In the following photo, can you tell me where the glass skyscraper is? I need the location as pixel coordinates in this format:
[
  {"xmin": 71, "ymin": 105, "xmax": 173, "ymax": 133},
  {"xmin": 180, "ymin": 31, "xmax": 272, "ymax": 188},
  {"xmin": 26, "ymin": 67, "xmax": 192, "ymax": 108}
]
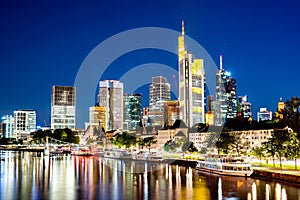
[
  {"xmin": 149, "ymin": 76, "xmax": 170, "ymax": 126},
  {"xmin": 178, "ymin": 21, "xmax": 205, "ymax": 127},
  {"xmin": 51, "ymin": 86, "xmax": 76, "ymax": 129},
  {"xmin": 14, "ymin": 109, "xmax": 36, "ymax": 140},
  {"xmin": 215, "ymin": 55, "xmax": 237, "ymax": 125},
  {"xmin": 123, "ymin": 93, "xmax": 142, "ymax": 130},
  {"xmin": 98, "ymin": 80, "xmax": 123, "ymax": 130}
]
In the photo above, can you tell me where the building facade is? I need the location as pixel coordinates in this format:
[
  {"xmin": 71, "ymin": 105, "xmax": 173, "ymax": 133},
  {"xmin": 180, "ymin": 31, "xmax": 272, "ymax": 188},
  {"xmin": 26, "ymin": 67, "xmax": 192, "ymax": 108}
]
[
  {"xmin": 123, "ymin": 93, "xmax": 142, "ymax": 130},
  {"xmin": 51, "ymin": 86, "xmax": 76, "ymax": 130},
  {"xmin": 215, "ymin": 55, "xmax": 237, "ymax": 125},
  {"xmin": 14, "ymin": 110, "xmax": 36, "ymax": 140},
  {"xmin": 98, "ymin": 80, "xmax": 123, "ymax": 130},
  {"xmin": 149, "ymin": 76, "xmax": 170, "ymax": 126},
  {"xmin": 163, "ymin": 100, "xmax": 179, "ymax": 127},
  {"xmin": 238, "ymin": 95, "xmax": 252, "ymax": 119},
  {"xmin": 88, "ymin": 106, "xmax": 106, "ymax": 130},
  {"xmin": 1, "ymin": 115, "xmax": 14, "ymax": 138},
  {"xmin": 178, "ymin": 21, "xmax": 205, "ymax": 127},
  {"xmin": 257, "ymin": 108, "xmax": 272, "ymax": 121}
]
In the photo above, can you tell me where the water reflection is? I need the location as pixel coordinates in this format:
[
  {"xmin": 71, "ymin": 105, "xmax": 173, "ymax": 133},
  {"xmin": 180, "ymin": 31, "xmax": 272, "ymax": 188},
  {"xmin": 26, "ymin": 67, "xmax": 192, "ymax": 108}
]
[{"xmin": 1, "ymin": 151, "xmax": 300, "ymax": 200}]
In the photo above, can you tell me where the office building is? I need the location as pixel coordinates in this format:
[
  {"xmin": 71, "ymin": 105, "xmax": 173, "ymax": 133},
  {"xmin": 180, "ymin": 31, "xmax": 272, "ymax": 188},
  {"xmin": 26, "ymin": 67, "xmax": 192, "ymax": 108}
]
[
  {"xmin": 51, "ymin": 86, "xmax": 76, "ymax": 129},
  {"xmin": 257, "ymin": 108, "xmax": 272, "ymax": 121},
  {"xmin": 88, "ymin": 105, "xmax": 106, "ymax": 130},
  {"xmin": 163, "ymin": 100, "xmax": 179, "ymax": 127},
  {"xmin": 98, "ymin": 80, "xmax": 123, "ymax": 130},
  {"xmin": 215, "ymin": 55, "xmax": 237, "ymax": 125},
  {"xmin": 1, "ymin": 115, "xmax": 14, "ymax": 138},
  {"xmin": 238, "ymin": 95, "xmax": 252, "ymax": 119},
  {"xmin": 149, "ymin": 76, "xmax": 170, "ymax": 126},
  {"xmin": 14, "ymin": 109, "xmax": 36, "ymax": 140},
  {"xmin": 178, "ymin": 21, "xmax": 206, "ymax": 127},
  {"xmin": 123, "ymin": 93, "xmax": 142, "ymax": 130}
]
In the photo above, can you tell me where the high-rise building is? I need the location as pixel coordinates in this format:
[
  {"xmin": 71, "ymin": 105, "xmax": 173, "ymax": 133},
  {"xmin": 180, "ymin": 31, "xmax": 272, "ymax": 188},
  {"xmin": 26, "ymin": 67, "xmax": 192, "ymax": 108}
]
[
  {"xmin": 98, "ymin": 80, "xmax": 123, "ymax": 130},
  {"xmin": 149, "ymin": 76, "xmax": 170, "ymax": 126},
  {"xmin": 215, "ymin": 55, "xmax": 237, "ymax": 125},
  {"xmin": 89, "ymin": 106, "xmax": 106, "ymax": 130},
  {"xmin": 51, "ymin": 86, "xmax": 76, "ymax": 130},
  {"xmin": 123, "ymin": 93, "xmax": 142, "ymax": 130},
  {"xmin": 178, "ymin": 21, "xmax": 205, "ymax": 127},
  {"xmin": 257, "ymin": 108, "xmax": 272, "ymax": 121},
  {"xmin": 275, "ymin": 97, "xmax": 285, "ymax": 120},
  {"xmin": 163, "ymin": 100, "xmax": 179, "ymax": 127},
  {"xmin": 1, "ymin": 115, "xmax": 14, "ymax": 138},
  {"xmin": 14, "ymin": 109, "xmax": 36, "ymax": 140},
  {"xmin": 205, "ymin": 95, "xmax": 215, "ymax": 126},
  {"xmin": 238, "ymin": 95, "xmax": 252, "ymax": 119}
]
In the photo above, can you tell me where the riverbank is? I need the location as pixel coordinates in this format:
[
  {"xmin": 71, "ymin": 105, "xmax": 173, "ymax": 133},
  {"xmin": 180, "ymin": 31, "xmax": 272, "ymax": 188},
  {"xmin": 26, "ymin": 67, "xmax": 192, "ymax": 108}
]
[{"xmin": 252, "ymin": 167, "xmax": 300, "ymax": 184}]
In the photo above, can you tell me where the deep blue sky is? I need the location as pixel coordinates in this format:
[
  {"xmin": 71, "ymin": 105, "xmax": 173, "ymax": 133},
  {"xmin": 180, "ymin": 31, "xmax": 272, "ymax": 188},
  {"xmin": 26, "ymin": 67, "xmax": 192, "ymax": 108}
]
[{"xmin": 0, "ymin": 0, "xmax": 299, "ymax": 128}]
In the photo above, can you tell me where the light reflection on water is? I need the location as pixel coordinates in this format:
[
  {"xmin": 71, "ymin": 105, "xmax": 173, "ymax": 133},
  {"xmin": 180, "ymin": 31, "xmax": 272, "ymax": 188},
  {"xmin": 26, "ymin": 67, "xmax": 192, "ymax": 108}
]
[{"xmin": 1, "ymin": 151, "xmax": 300, "ymax": 200}]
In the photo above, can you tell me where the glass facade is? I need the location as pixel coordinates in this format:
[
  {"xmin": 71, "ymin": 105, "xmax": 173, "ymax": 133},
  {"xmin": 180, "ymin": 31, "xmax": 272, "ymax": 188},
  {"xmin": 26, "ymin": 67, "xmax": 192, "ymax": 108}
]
[
  {"xmin": 98, "ymin": 80, "xmax": 123, "ymax": 130},
  {"xmin": 1, "ymin": 115, "xmax": 14, "ymax": 138},
  {"xmin": 149, "ymin": 76, "xmax": 170, "ymax": 126},
  {"xmin": 123, "ymin": 94, "xmax": 142, "ymax": 130},
  {"xmin": 51, "ymin": 86, "xmax": 76, "ymax": 129}
]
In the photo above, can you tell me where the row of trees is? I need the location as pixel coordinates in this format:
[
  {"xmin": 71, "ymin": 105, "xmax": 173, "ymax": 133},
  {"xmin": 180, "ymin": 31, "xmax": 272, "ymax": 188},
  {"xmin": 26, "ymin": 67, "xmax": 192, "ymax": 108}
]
[
  {"xmin": 163, "ymin": 138, "xmax": 198, "ymax": 153},
  {"xmin": 30, "ymin": 128, "xmax": 80, "ymax": 144},
  {"xmin": 111, "ymin": 132, "xmax": 157, "ymax": 151}
]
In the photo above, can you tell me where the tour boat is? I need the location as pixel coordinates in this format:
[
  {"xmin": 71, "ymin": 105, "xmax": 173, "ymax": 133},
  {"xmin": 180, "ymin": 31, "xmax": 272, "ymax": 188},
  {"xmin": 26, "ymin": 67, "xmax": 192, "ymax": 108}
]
[
  {"xmin": 71, "ymin": 147, "xmax": 93, "ymax": 156},
  {"xmin": 132, "ymin": 152, "xmax": 163, "ymax": 162},
  {"xmin": 195, "ymin": 155, "xmax": 253, "ymax": 177},
  {"xmin": 103, "ymin": 149, "xmax": 133, "ymax": 160}
]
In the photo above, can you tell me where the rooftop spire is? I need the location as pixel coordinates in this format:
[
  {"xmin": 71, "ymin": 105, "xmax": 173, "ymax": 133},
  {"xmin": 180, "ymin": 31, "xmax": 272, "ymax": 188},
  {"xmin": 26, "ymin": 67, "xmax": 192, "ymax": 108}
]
[
  {"xmin": 220, "ymin": 54, "xmax": 223, "ymax": 70},
  {"xmin": 181, "ymin": 20, "xmax": 185, "ymax": 36}
]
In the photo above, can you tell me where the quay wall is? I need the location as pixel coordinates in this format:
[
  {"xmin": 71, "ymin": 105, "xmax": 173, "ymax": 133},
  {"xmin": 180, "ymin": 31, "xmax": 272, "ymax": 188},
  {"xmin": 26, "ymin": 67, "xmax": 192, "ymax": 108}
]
[{"xmin": 252, "ymin": 169, "xmax": 300, "ymax": 184}]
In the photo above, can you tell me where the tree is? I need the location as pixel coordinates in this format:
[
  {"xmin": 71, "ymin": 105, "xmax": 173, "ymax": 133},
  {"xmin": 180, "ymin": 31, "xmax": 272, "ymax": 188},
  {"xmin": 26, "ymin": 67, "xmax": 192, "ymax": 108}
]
[
  {"xmin": 263, "ymin": 129, "xmax": 290, "ymax": 169},
  {"xmin": 182, "ymin": 141, "xmax": 198, "ymax": 153},
  {"xmin": 285, "ymin": 132, "xmax": 300, "ymax": 170},
  {"xmin": 215, "ymin": 131, "xmax": 235, "ymax": 154},
  {"xmin": 112, "ymin": 132, "xmax": 136, "ymax": 149},
  {"xmin": 251, "ymin": 146, "xmax": 265, "ymax": 164},
  {"xmin": 142, "ymin": 136, "xmax": 157, "ymax": 152},
  {"xmin": 163, "ymin": 139, "xmax": 179, "ymax": 152}
]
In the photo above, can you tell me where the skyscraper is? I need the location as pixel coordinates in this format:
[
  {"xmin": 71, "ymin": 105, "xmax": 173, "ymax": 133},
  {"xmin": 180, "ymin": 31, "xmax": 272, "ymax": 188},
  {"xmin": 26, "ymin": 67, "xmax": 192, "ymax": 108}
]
[
  {"xmin": 123, "ymin": 93, "xmax": 142, "ymax": 130},
  {"xmin": 98, "ymin": 80, "xmax": 123, "ymax": 130},
  {"xmin": 257, "ymin": 108, "xmax": 272, "ymax": 121},
  {"xmin": 149, "ymin": 76, "xmax": 170, "ymax": 126},
  {"xmin": 1, "ymin": 115, "xmax": 14, "ymax": 138},
  {"xmin": 215, "ymin": 55, "xmax": 237, "ymax": 125},
  {"xmin": 51, "ymin": 86, "xmax": 76, "ymax": 129},
  {"xmin": 89, "ymin": 106, "xmax": 106, "ymax": 130},
  {"xmin": 163, "ymin": 100, "xmax": 179, "ymax": 127},
  {"xmin": 178, "ymin": 21, "xmax": 205, "ymax": 127},
  {"xmin": 14, "ymin": 109, "xmax": 36, "ymax": 140},
  {"xmin": 238, "ymin": 95, "xmax": 252, "ymax": 119}
]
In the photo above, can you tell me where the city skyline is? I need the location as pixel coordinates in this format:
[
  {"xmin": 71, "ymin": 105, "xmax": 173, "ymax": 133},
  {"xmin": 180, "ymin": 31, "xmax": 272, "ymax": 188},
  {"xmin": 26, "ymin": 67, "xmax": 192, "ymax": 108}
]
[{"xmin": 0, "ymin": 1, "xmax": 299, "ymax": 127}]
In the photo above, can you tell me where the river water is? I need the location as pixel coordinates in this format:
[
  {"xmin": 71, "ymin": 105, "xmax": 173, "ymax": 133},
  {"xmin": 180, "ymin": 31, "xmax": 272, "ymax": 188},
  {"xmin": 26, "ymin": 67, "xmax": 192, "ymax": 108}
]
[{"xmin": 0, "ymin": 151, "xmax": 299, "ymax": 200}]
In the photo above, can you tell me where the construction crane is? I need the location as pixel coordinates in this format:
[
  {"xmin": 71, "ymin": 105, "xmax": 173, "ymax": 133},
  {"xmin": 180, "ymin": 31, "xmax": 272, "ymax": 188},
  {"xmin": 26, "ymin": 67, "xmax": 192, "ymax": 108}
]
[{"xmin": 172, "ymin": 74, "xmax": 179, "ymax": 96}]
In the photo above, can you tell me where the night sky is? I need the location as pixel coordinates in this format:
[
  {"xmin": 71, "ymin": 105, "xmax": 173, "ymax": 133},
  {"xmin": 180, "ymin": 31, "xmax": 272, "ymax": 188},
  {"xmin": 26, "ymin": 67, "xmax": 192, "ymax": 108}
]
[{"xmin": 0, "ymin": 0, "xmax": 299, "ymax": 128}]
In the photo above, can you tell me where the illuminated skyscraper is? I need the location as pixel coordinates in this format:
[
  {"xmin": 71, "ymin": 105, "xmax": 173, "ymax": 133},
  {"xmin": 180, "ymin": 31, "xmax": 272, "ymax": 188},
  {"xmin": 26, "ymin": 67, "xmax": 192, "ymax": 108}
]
[
  {"xmin": 51, "ymin": 86, "xmax": 76, "ymax": 129},
  {"xmin": 257, "ymin": 108, "xmax": 272, "ymax": 121},
  {"xmin": 215, "ymin": 55, "xmax": 237, "ymax": 125},
  {"xmin": 163, "ymin": 100, "xmax": 179, "ymax": 127},
  {"xmin": 149, "ymin": 76, "xmax": 170, "ymax": 126},
  {"xmin": 238, "ymin": 95, "xmax": 252, "ymax": 119},
  {"xmin": 89, "ymin": 106, "xmax": 106, "ymax": 130},
  {"xmin": 1, "ymin": 115, "xmax": 14, "ymax": 138},
  {"xmin": 14, "ymin": 109, "xmax": 36, "ymax": 140},
  {"xmin": 178, "ymin": 21, "xmax": 205, "ymax": 127},
  {"xmin": 123, "ymin": 93, "xmax": 142, "ymax": 130},
  {"xmin": 98, "ymin": 80, "xmax": 123, "ymax": 130}
]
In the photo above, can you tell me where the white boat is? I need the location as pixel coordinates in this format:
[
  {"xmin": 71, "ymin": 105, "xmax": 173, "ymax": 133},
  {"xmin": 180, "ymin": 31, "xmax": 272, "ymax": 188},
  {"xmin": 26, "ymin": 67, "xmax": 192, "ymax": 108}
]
[
  {"xmin": 103, "ymin": 149, "xmax": 132, "ymax": 160},
  {"xmin": 195, "ymin": 155, "xmax": 253, "ymax": 177},
  {"xmin": 132, "ymin": 152, "xmax": 163, "ymax": 162},
  {"xmin": 71, "ymin": 147, "xmax": 93, "ymax": 156}
]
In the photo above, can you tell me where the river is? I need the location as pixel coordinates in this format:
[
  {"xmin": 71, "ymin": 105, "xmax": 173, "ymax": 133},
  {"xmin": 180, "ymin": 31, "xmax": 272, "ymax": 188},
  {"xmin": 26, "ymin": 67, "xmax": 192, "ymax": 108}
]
[{"xmin": 0, "ymin": 151, "xmax": 299, "ymax": 200}]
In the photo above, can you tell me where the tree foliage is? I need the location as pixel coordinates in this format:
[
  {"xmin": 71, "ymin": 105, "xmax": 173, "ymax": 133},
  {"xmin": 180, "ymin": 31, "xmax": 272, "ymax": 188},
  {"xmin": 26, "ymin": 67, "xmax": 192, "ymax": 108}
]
[{"xmin": 31, "ymin": 128, "xmax": 79, "ymax": 144}]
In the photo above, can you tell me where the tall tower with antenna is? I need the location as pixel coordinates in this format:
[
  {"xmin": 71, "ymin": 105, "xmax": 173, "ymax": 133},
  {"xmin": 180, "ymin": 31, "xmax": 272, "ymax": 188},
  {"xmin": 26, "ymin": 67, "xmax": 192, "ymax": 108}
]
[{"xmin": 178, "ymin": 21, "xmax": 205, "ymax": 127}]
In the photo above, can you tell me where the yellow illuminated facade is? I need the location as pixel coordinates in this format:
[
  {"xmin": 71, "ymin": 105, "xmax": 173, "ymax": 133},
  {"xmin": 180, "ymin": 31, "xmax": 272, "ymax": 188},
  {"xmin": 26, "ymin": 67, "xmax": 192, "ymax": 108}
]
[
  {"xmin": 89, "ymin": 106, "xmax": 106, "ymax": 130},
  {"xmin": 276, "ymin": 97, "xmax": 285, "ymax": 120},
  {"xmin": 178, "ymin": 21, "xmax": 205, "ymax": 127}
]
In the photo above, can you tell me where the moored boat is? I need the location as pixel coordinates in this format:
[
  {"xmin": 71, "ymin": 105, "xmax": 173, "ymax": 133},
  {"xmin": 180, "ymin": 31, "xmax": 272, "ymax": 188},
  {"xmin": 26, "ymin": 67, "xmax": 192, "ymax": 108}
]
[
  {"xmin": 71, "ymin": 147, "xmax": 93, "ymax": 156},
  {"xmin": 195, "ymin": 155, "xmax": 253, "ymax": 177},
  {"xmin": 132, "ymin": 152, "xmax": 163, "ymax": 162},
  {"xmin": 103, "ymin": 149, "xmax": 132, "ymax": 160}
]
